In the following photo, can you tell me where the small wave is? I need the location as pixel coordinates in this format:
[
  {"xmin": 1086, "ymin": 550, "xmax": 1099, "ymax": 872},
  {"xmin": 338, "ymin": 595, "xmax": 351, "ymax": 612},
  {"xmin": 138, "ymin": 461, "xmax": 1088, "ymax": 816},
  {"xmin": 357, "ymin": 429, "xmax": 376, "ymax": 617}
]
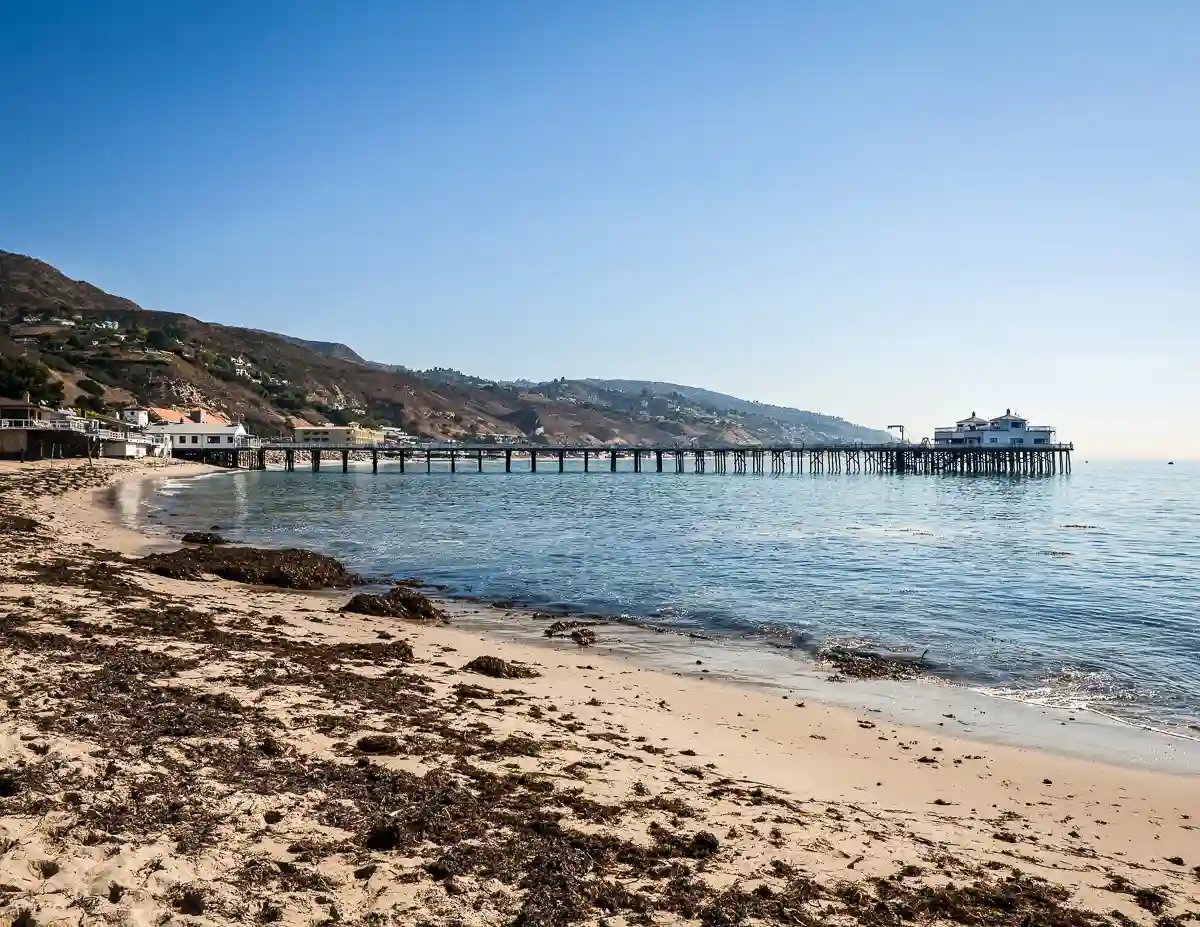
[{"xmin": 977, "ymin": 687, "xmax": 1200, "ymax": 743}]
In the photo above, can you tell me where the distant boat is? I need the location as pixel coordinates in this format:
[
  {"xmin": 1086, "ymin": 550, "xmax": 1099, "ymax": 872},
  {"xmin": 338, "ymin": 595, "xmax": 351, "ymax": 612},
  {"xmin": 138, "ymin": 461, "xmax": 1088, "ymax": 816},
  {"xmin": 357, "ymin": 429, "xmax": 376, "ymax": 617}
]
[{"xmin": 1168, "ymin": 461, "xmax": 1174, "ymax": 465}]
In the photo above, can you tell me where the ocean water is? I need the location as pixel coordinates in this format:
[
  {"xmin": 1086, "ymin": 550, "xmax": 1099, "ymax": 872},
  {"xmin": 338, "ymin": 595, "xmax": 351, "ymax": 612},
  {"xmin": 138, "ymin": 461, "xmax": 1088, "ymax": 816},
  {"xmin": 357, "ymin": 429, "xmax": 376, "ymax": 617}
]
[{"xmin": 139, "ymin": 459, "xmax": 1200, "ymax": 737}]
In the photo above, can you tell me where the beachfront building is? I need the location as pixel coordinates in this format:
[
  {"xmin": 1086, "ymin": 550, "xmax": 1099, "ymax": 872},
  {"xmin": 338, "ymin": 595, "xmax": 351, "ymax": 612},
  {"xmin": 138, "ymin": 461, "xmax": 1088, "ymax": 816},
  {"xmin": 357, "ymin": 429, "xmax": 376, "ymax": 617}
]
[
  {"xmin": 145, "ymin": 410, "xmax": 255, "ymax": 450},
  {"xmin": 120, "ymin": 407, "xmax": 151, "ymax": 427},
  {"xmin": 933, "ymin": 410, "xmax": 1056, "ymax": 447},
  {"xmin": 1, "ymin": 397, "xmax": 169, "ymax": 459},
  {"xmin": 292, "ymin": 422, "xmax": 385, "ymax": 445}
]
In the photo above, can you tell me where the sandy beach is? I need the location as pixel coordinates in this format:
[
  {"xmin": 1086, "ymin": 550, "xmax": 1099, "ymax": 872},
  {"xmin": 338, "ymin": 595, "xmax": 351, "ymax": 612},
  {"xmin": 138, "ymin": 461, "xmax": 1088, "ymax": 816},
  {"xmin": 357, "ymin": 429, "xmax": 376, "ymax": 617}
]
[{"xmin": 1, "ymin": 458, "xmax": 1196, "ymax": 926}]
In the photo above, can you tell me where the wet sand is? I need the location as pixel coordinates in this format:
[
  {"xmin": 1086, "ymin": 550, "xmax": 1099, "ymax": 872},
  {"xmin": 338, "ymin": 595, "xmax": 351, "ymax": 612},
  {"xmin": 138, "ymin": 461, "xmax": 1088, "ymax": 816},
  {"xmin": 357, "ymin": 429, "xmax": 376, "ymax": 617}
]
[{"xmin": 1, "ymin": 458, "xmax": 1197, "ymax": 925}]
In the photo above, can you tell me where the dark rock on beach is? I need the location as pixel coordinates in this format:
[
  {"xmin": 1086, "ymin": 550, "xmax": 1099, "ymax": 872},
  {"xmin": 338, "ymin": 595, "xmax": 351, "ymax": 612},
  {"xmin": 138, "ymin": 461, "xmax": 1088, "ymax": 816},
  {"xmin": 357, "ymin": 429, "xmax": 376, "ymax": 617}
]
[
  {"xmin": 341, "ymin": 588, "xmax": 447, "ymax": 623},
  {"xmin": 463, "ymin": 655, "xmax": 541, "ymax": 679},
  {"xmin": 570, "ymin": 628, "xmax": 597, "ymax": 646},
  {"xmin": 818, "ymin": 645, "xmax": 928, "ymax": 681},
  {"xmin": 544, "ymin": 620, "xmax": 595, "ymax": 638},
  {"xmin": 355, "ymin": 734, "xmax": 402, "ymax": 755},
  {"xmin": 0, "ymin": 515, "xmax": 40, "ymax": 533},
  {"xmin": 180, "ymin": 532, "xmax": 227, "ymax": 545},
  {"xmin": 137, "ymin": 546, "xmax": 358, "ymax": 590}
]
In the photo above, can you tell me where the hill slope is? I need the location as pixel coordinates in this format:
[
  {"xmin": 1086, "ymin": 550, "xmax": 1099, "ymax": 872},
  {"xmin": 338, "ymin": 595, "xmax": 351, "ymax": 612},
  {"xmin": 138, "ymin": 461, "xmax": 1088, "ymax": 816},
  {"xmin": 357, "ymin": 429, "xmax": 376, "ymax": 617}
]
[
  {"xmin": 0, "ymin": 249, "xmax": 889, "ymax": 444},
  {"xmin": 577, "ymin": 379, "xmax": 892, "ymax": 444}
]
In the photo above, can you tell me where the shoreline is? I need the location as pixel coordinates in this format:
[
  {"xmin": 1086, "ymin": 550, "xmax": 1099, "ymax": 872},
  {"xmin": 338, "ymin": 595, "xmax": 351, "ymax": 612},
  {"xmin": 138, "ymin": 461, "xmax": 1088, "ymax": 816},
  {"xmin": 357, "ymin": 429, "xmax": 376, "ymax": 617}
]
[
  {"xmin": 2, "ymin": 458, "xmax": 1197, "ymax": 924},
  {"xmin": 133, "ymin": 464, "xmax": 1200, "ymax": 775}
]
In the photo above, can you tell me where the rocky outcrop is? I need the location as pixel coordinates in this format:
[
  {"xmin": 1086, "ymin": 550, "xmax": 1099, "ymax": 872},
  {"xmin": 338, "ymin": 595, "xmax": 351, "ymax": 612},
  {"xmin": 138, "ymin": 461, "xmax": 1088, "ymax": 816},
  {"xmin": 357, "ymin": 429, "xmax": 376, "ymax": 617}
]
[
  {"xmin": 544, "ymin": 620, "xmax": 592, "ymax": 637},
  {"xmin": 570, "ymin": 628, "xmax": 597, "ymax": 646},
  {"xmin": 818, "ymin": 645, "xmax": 928, "ymax": 680},
  {"xmin": 0, "ymin": 515, "xmax": 40, "ymax": 533},
  {"xmin": 137, "ymin": 546, "xmax": 357, "ymax": 590},
  {"xmin": 180, "ymin": 532, "xmax": 227, "ymax": 545},
  {"xmin": 340, "ymin": 588, "xmax": 447, "ymax": 623},
  {"xmin": 462, "ymin": 656, "xmax": 541, "ymax": 679}
]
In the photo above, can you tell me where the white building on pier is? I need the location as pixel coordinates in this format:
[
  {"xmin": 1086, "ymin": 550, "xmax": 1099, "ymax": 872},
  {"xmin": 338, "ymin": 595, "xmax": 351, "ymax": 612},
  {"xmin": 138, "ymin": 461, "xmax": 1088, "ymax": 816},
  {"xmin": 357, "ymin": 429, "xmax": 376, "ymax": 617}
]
[
  {"xmin": 144, "ymin": 409, "xmax": 256, "ymax": 450},
  {"xmin": 933, "ymin": 410, "xmax": 1056, "ymax": 447}
]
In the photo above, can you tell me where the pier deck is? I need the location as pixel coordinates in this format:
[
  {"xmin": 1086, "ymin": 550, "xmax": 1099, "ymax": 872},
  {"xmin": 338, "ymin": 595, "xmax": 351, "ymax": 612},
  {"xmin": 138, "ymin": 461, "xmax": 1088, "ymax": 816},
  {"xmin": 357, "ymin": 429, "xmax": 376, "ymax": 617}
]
[{"xmin": 171, "ymin": 442, "xmax": 1073, "ymax": 476}]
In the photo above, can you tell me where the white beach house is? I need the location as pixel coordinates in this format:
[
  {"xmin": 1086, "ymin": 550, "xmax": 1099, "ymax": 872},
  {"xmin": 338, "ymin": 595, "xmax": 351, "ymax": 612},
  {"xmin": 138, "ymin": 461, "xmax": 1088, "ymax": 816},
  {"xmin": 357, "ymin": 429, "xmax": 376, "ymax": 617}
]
[
  {"xmin": 144, "ymin": 410, "xmax": 255, "ymax": 450},
  {"xmin": 933, "ymin": 410, "xmax": 1056, "ymax": 447}
]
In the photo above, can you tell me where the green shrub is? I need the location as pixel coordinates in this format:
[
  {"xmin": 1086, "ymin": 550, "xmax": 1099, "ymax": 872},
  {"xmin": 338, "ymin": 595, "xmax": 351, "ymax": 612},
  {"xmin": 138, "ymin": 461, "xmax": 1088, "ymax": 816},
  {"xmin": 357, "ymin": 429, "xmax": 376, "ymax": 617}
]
[
  {"xmin": 0, "ymin": 356, "xmax": 65, "ymax": 404},
  {"xmin": 40, "ymin": 353, "xmax": 76, "ymax": 374}
]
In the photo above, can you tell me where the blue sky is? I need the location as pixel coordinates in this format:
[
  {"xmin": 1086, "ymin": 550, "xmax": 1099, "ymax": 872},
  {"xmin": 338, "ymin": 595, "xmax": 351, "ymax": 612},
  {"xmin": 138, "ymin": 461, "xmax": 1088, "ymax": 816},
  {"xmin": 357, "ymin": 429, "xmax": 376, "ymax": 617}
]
[{"xmin": 2, "ymin": 1, "xmax": 1197, "ymax": 456}]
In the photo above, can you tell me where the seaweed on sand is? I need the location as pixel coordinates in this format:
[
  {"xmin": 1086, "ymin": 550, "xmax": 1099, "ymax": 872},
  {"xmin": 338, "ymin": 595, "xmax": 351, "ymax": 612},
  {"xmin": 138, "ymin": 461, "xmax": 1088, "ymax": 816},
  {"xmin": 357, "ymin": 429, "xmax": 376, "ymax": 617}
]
[
  {"xmin": 463, "ymin": 655, "xmax": 541, "ymax": 679},
  {"xmin": 137, "ymin": 546, "xmax": 358, "ymax": 589}
]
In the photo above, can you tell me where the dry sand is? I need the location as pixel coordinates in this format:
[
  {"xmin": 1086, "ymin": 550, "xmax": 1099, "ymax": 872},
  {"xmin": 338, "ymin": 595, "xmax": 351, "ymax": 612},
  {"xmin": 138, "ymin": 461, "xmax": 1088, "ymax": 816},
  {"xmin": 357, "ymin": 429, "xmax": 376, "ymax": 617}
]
[{"xmin": 0, "ymin": 458, "xmax": 1196, "ymax": 926}]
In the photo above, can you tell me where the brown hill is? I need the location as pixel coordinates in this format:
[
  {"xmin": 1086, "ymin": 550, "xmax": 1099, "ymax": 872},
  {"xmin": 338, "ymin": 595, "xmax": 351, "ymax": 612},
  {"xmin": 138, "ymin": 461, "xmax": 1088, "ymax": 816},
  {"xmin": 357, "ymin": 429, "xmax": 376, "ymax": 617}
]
[{"xmin": 1, "ymin": 249, "xmax": 807, "ymax": 443}]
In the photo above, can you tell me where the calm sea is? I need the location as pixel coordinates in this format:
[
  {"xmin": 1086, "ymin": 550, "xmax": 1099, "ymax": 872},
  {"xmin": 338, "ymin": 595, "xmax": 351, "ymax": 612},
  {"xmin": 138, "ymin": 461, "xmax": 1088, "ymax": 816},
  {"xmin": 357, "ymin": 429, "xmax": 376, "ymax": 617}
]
[{"xmin": 140, "ymin": 459, "xmax": 1200, "ymax": 737}]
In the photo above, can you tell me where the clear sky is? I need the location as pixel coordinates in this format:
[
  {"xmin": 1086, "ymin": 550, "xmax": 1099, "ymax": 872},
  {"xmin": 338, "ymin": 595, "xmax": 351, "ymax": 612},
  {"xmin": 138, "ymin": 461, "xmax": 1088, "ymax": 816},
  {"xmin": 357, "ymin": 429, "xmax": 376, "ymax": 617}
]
[{"xmin": 2, "ymin": 1, "xmax": 1197, "ymax": 457}]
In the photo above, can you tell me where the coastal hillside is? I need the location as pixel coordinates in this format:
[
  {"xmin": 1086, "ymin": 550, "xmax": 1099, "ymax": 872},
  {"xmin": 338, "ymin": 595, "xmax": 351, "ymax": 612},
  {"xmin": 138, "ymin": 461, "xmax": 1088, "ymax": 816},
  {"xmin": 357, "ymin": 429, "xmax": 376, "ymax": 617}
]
[
  {"xmin": 0, "ymin": 249, "xmax": 889, "ymax": 444},
  {"xmin": 567, "ymin": 379, "xmax": 891, "ymax": 444}
]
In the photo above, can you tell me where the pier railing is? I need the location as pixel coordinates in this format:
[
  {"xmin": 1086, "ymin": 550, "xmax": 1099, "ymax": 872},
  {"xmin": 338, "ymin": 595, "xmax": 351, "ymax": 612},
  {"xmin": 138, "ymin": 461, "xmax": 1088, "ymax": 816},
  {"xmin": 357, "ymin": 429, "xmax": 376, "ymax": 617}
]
[{"xmin": 184, "ymin": 441, "xmax": 1073, "ymax": 476}]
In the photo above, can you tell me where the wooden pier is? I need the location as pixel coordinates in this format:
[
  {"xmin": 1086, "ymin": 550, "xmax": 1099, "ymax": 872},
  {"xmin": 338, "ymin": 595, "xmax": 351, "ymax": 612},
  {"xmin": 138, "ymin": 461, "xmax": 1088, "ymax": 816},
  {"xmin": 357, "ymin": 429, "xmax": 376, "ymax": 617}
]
[{"xmin": 171, "ymin": 443, "xmax": 1073, "ymax": 476}]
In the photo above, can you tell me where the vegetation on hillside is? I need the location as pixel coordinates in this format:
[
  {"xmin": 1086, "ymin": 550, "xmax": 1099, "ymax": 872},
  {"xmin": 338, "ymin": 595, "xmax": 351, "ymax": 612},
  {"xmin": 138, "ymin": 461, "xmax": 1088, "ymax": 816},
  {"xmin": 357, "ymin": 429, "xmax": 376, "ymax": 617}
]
[{"xmin": 0, "ymin": 355, "xmax": 65, "ymax": 406}]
